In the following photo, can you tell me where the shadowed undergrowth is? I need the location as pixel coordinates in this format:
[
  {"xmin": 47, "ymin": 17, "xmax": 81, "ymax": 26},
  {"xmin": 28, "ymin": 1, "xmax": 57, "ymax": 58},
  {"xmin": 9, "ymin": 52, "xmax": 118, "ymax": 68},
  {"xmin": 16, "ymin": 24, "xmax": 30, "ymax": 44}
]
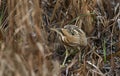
[{"xmin": 0, "ymin": 0, "xmax": 120, "ymax": 76}]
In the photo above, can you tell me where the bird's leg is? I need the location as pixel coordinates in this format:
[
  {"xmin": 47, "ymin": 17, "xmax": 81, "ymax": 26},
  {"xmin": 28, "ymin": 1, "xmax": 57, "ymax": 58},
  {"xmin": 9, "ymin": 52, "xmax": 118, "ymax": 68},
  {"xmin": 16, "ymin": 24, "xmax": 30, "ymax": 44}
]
[
  {"xmin": 79, "ymin": 51, "xmax": 82, "ymax": 63},
  {"xmin": 62, "ymin": 49, "xmax": 69, "ymax": 67},
  {"xmin": 77, "ymin": 47, "xmax": 82, "ymax": 63}
]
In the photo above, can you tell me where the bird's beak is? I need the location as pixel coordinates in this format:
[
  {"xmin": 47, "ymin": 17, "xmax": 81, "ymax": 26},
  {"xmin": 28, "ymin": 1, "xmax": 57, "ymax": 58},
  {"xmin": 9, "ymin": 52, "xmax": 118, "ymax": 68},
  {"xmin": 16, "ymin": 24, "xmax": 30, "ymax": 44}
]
[
  {"xmin": 50, "ymin": 28, "xmax": 61, "ymax": 34},
  {"xmin": 50, "ymin": 28, "xmax": 59, "ymax": 31}
]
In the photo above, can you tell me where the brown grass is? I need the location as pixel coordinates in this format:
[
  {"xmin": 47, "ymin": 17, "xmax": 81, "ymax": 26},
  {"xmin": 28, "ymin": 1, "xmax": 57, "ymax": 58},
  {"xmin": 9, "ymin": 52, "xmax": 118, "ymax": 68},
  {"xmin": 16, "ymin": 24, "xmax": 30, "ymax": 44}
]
[{"xmin": 0, "ymin": 0, "xmax": 120, "ymax": 76}]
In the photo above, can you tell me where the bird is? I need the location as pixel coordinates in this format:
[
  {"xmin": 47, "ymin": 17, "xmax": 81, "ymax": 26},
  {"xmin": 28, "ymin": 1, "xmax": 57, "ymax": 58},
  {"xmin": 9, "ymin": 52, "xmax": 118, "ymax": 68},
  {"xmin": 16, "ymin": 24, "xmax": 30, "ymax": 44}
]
[{"xmin": 50, "ymin": 25, "xmax": 87, "ymax": 66}]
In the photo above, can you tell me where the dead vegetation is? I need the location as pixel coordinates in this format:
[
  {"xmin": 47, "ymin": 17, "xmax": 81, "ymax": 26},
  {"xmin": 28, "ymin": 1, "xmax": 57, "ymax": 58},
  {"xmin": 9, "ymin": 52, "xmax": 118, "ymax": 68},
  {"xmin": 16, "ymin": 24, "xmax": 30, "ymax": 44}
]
[{"xmin": 0, "ymin": 0, "xmax": 120, "ymax": 76}]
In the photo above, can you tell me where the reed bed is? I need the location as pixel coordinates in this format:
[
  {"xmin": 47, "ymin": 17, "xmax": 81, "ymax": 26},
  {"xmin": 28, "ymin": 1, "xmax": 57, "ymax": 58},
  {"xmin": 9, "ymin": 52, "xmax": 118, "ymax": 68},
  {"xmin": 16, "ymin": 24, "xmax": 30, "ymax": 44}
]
[{"xmin": 0, "ymin": 0, "xmax": 120, "ymax": 76}]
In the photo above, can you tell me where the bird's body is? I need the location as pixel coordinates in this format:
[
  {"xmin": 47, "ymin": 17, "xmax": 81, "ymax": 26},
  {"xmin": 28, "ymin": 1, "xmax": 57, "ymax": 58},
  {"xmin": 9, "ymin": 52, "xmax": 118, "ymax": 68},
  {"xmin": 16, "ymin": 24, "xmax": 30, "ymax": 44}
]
[
  {"xmin": 50, "ymin": 25, "xmax": 87, "ymax": 66},
  {"xmin": 51, "ymin": 25, "xmax": 87, "ymax": 49}
]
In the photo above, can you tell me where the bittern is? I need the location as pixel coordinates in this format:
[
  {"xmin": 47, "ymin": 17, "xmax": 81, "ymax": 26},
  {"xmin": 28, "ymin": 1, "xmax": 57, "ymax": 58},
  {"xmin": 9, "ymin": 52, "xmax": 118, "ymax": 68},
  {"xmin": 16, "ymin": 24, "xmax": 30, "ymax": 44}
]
[{"xmin": 50, "ymin": 25, "xmax": 87, "ymax": 66}]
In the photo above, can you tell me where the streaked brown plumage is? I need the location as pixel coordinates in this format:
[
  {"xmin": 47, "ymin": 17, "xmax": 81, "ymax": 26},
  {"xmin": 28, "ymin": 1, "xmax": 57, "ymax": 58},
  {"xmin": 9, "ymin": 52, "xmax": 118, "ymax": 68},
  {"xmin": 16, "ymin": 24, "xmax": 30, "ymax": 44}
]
[
  {"xmin": 50, "ymin": 25, "xmax": 87, "ymax": 66},
  {"xmin": 51, "ymin": 25, "xmax": 87, "ymax": 49}
]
